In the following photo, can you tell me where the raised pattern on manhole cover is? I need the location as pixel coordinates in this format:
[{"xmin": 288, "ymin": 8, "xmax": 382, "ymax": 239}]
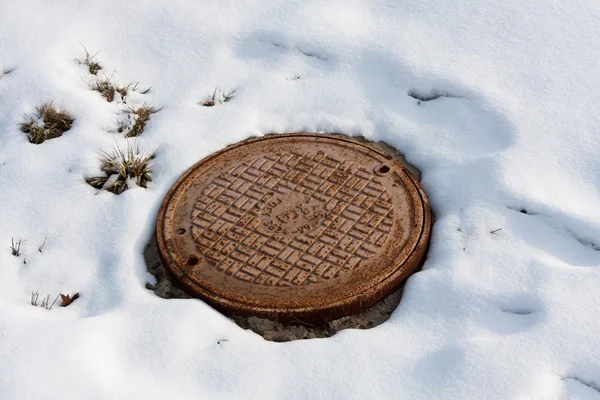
[
  {"xmin": 192, "ymin": 151, "xmax": 395, "ymax": 286},
  {"xmin": 157, "ymin": 133, "xmax": 431, "ymax": 323}
]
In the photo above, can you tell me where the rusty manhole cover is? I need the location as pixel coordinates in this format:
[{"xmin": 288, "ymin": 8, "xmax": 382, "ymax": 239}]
[{"xmin": 157, "ymin": 133, "xmax": 432, "ymax": 323}]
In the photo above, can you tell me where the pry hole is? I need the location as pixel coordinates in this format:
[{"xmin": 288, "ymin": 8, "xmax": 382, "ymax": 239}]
[
  {"xmin": 187, "ymin": 256, "xmax": 200, "ymax": 266},
  {"xmin": 377, "ymin": 165, "xmax": 391, "ymax": 174},
  {"xmin": 177, "ymin": 228, "xmax": 186, "ymax": 235}
]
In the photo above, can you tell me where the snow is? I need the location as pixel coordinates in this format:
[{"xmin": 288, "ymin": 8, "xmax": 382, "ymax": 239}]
[{"xmin": 1, "ymin": 0, "xmax": 600, "ymax": 398}]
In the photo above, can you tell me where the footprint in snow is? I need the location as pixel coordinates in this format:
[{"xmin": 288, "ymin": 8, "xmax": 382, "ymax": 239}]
[
  {"xmin": 562, "ymin": 375, "xmax": 600, "ymax": 399},
  {"xmin": 481, "ymin": 294, "xmax": 543, "ymax": 335},
  {"xmin": 235, "ymin": 31, "xmax": 332, "ymax": 65},
  {"xmin": 506, "ymin": 204, "xmax": 600, "ymax": 265}
]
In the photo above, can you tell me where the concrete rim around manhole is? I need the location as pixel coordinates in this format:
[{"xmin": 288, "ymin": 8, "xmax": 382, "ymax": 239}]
[{"xmin": 156, "ymin": 133, "xmax": 432, "ymax": 324}]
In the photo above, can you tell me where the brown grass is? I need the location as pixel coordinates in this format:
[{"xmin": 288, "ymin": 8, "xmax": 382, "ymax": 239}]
[
  {"xmin": 20, "ymin": 102, "xmax": 75, "ymax": 144},
  {"xmin": 75, "ymin": 47, "xmax": 102, "ymax": 75},
  {"xmin": 89, "ymin": 75, "xmax": 140, "ymax": 102},
  {"xmin": 86, "ymin": 142, "xmax": 156, "ymax": 195},
  {"xmin": 199, "ymin": 87, "xmax": 237, "ymax": 107},
  {"xmin": 118, "ymin": 104, "xmax": 162, "ymax": 137}
]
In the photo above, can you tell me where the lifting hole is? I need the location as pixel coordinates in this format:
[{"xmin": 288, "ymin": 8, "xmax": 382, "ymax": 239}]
[
  {"xmin": 376, "ymin": 164, "xmax": 391, "ymax": 174},
  {"xmin": 187, "ymin": 256, "xmax": 200, "ymax": 266},
  {"xmin": 177, "ymin": 228, "xmax": 186, "ymax": 235}
]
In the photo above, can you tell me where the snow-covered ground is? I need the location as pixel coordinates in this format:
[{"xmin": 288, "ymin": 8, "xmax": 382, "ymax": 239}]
[{"xmin": 2, "ymin": 1, "xmax": 600, "ymax": 398}]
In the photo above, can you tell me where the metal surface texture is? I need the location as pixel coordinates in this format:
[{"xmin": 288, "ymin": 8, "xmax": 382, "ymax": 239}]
[{"xmin": 156, "ymin": 133, "xmax": 432, "ymax": 323}]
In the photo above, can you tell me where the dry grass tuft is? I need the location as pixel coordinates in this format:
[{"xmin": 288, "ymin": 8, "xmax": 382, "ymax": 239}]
[
  {"xmin": 31, "ymin": 291, "xmax": 59, "ymax": 310},
  {"xmin": 20, "ymin": 102, "xmax": 75, "ymax": 144},
  {"xmin": 86, "ymin": 142, "xmax": 157, "ymax": 195},
  {"xmin": 75, "ymin": 46, "xmax": 102, "ymax": 75},
  {"xmin": 201, "ymin": 88, "xmax": 218, "ymax": 107},
  {"xmin": 90, "ymin": 75, "xmax": 140, "ymax": 103},
  {"xmin": 199, "ymin": 87, "xmax": 237, "ymax": 107},
  {"xmin": 117, "ymin": 104, "xmax": 162, "ymax": 137}
]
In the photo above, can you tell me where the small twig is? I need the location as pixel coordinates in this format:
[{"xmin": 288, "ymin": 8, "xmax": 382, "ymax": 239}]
[
  {"xmin": 217, "ymin": 339, "xmax": 229, "ymax": 345},
  {"xmin": 490, "ymin": 228, "xmax": 503, "ymax": 234},
  {"xmin": 38, "ymin": 236, "xmax": 47, "ymax": 253},
  {"xmin": 1, "ymin": 68, "xmax": 15, "ymax": 79},
  {"xmin": 48, "ymin": 294, "xmax": 60, "ymax": 310}
]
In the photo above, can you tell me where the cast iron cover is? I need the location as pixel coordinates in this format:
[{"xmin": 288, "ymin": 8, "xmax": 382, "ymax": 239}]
[{"xmin": 157, "ymin": 133, "xmax": 431, "ymax": 323}]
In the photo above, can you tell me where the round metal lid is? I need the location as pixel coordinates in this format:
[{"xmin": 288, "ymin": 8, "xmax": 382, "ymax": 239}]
[{"xmin": 157, "ymin": 133, "xmax": 431, "ymax": 323}]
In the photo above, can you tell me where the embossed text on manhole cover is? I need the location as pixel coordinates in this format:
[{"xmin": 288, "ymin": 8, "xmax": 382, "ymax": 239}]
[{"xmin": 157, "ymin": 133, "xmax": 432, "ymax": 323}]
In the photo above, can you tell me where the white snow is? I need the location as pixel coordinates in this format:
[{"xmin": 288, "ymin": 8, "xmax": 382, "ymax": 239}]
[{"xmin": 2, "ymin": 1, "xmax": 600, "ymax": 399}]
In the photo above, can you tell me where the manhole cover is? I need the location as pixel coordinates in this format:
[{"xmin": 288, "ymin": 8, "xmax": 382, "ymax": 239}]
[{"xmin": 157, "ymin": 133, "xmax": 432, "ymax": 323}]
